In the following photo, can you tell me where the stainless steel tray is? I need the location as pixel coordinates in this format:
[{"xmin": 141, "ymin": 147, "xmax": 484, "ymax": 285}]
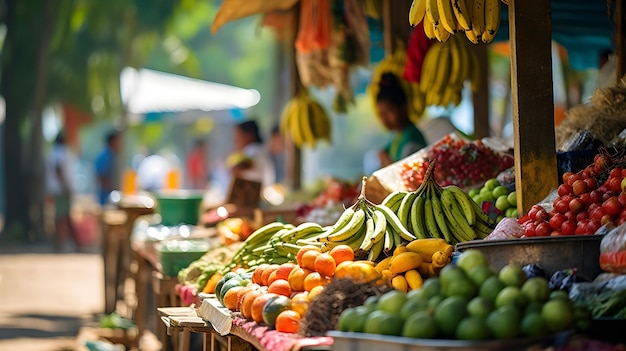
[{"xmin": 455, "ymin": 235, "xmax": 603, "ymax": 281}]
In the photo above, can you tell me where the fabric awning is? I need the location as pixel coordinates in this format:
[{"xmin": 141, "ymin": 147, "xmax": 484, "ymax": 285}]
[{"xmin": 120, "ymin": 67, "xmax": 261, "ymax": 115}]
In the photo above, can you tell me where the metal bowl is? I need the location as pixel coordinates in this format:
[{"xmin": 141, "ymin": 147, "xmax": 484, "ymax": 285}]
[{"xmin": 455, "ymin": 235, "xmax": 604, "ymax": 281}]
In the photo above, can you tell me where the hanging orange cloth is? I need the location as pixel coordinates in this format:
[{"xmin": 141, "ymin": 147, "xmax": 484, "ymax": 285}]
[{"xmin": 295, "ymin": 0, "xmax": 332, "ymax": 53}]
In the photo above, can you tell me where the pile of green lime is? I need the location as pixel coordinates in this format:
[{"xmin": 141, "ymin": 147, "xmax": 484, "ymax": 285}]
[
  {"xmin": 469, "ymin": 178, "xmax": 518, "ymax": 222},
  {"xmin": 336, "ymin": 249, "xmax": 581, "ymax": 341}
]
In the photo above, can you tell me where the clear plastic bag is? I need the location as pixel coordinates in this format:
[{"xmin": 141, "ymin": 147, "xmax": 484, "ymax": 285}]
[{"xmin": 599, "ymin": 222, "xmax": 626, "ymax": 274}]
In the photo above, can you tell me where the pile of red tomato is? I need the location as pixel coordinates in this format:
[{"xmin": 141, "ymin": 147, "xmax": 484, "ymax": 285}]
[{"xmin": 519, "ymin": 154, "xmax": 626, "ymax": 237}]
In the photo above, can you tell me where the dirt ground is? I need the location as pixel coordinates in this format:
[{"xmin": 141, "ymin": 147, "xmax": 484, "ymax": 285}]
[{"xmin": 0, "ymin": 242, "xmax": 161, "ymax": 351}]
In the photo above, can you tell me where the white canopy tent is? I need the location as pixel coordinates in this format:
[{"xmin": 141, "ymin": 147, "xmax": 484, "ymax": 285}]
[{"xmin": 119, "ymin": 67, "xmax": 261, "ymax": 118}]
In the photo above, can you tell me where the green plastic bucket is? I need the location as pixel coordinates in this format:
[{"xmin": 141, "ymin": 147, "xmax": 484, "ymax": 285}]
[{"xmin": 153, "ymin": 190, "xmax": 204, "ymax": 226}]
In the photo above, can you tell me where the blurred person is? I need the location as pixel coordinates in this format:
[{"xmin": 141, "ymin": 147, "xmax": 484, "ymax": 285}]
[
  {"xmin": 227, "ymin": 120, "xmax": 275, "ymax": 187},
  {"xmin": 95, "ymin": 130, "xmax": 122, "ymax": 206},
  {"xmin": 268, "ymin": 125, "xmax": 286, "ymax": 184},
  {"xmin": 46, "ymin": 131, "xmax": 79, "ymax": 251},
  {"xmin": 376, "ymin": 72, "xmax": 427, "ymax": 167},
  {"xmin": 136, "ymin": 153, "xmax": 171, "ymax": 192},
  {"xmin": 186, "ymin": 139, "xmax": 208, "ymax": 190}
]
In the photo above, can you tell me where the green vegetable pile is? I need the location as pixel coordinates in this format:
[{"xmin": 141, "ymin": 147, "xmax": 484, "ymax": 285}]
[{"xmin": 570, "ymin": 275, "xmax": 626, "ymax": 319}]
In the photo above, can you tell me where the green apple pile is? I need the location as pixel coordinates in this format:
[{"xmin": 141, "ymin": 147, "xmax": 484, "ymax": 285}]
[
  {"xmin": 469, "ymin": 178, "xmax": 518, "ymax": 222},
  {"xmin": 336, "ymin": 250, "xmax": 583, "ymax": 340}
]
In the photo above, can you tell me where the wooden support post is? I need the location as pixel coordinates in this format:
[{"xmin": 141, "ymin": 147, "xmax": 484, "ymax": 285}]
[
  {"xmin": 616, "ymin": 0, "xmax": 625, "ymax": 81},
  {"xmin": 382, "ymin": 0, "xmax": 412, "ymax": 55},
  {"xmin": 472, "ymin": 44, "xmax": 490, "ymax": 139},
  {"xmin": 508, "ymin": 0, "xmax": 558, "ymax": 214},
  {"xmin": 285, "ymin": 4, "xmax": 302, "ymax": 191}
]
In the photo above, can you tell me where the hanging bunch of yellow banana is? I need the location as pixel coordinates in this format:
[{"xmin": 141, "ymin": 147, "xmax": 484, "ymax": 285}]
[
  {"xmin": 419, "ymin": 34, "xmax": 480, "ymax": 107},
  {"xmin": 408, "ymin": 0, "xmax": 502, "ymax": 44},
  {"xmin": 280, "ymin": 90, "xmax": 332, "ymax": 148},
  {"xmin": 368, "ymin": 44, "xmax": 426, "ymax": 124}
]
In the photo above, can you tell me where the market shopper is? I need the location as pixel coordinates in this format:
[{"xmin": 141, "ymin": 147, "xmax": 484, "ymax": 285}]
[
  {"xmin": 229, "ymin": 120, "xmax": 276, "ymax": 188},
  {"xmin": 45, "ymin": 131, "xmax": 79, "ymax": 251},
  {"xmin": 95, "ymin": 130, "xmax": 122, "ymax": 206},
  {"xmin": 376, "ymin": 72, "xmax": 428, "ymax": 167},
  {"xmin": 268, "ymin": 125, "xmax": 286, "ymax": 184},
  {"xmin": 186, "ymin": 138, "xmax": 208, "ymax": 189}
]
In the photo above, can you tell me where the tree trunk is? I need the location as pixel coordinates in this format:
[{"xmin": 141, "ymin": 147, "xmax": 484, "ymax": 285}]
[
  {"xmin": 1, "ymin": 0, "xmax": 30, "ymax": 242},
  {"xmin": 28, "ymin": 0, "xmax": 57, "ymax": 241}
]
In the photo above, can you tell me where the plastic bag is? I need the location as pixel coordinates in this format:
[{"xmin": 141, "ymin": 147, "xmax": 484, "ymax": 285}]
[
  {"xmin": 599, "ymin": 222, "xmax": 626, "ymax": 274},
  {"xmin": 484, "ymin": 218, "xmax": 524, "ymax": 240}
]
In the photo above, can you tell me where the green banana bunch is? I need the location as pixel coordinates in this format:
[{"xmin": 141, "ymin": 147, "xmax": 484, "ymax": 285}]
[
  {"xmin": 368, "ymin": 44, "xmax": 426, "ymax": 124},
  {"xmin": 280, "ymin": 90, "xmax": 332, "ymax": 149},
  {"xmin": 410, "ymin": 0, "xmax": 502, "ymax": 44},
  {"xmin": 220, "ymin": 221, "xmax": 329, "ymax": 273},
  {"xmin": 419, "ymin": 34, "xmax": 480, "ymax": 107},
  {"xmin": 313, "ymin": 177, "xmax": 416, "ymax": 262},
  {"xmin": 380, "ymin": 161, "xmax": 495, "ymax": 245}
]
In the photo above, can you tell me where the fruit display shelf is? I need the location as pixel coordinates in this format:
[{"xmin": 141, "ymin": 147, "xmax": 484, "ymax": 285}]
[{"xmin": 327, "ymin": 330, "xmax": 572, "ymax": 351}]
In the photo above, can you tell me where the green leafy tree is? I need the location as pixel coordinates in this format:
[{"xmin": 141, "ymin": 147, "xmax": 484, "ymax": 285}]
[{"xmin": 1, "ymin": 0, "xmax": 205, "ymax": 242}]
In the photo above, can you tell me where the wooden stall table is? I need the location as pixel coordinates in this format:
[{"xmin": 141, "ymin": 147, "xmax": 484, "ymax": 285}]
[
  {"xmin": 159, "ymin": 305, "xmax": 331, "ymax": 351},
  {"xmin": 158, "ymin": 307, "xmax": 255, "ymax": 351},
  {"xmin": 154, "ymin": 272, "xmax": 184, "ymax": 351}
]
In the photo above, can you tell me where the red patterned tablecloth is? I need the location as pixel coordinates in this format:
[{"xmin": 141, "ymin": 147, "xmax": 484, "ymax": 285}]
[{"xmin": 231, "ymin": 315, "xmax": 334, "ymax": 351}]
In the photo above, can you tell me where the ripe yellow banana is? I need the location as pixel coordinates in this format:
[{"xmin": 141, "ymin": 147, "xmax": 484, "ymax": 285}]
[
  {"xmin": 451, "ymin": 0, "xmax": 472, "ymax": 31},
  {"xmin": 423, "ymin": 15, "xmax": 437, "ymax": 40},
  {"xmin": 300, "ymin": 101, "xmax": 316, "ymax": 147},
  {"xmin": 456, "ymin": 38, "xmax": 471, "ymax": 87},
  {"xmin": 448, "ymin": 36, "xmax": 463, "ymax": 89},
  {"xmin": 309, "ymin": 100, "xmax": 331, "ymax": 142},
  {"xmin": 471, "ymin": 0, "xmax": 486, "ymax": 42},
  {"xmin": 425, "ymin": 0, "xmax": 440, "ymax": 25},
  {"xmin": 482, "ymin": 0, "xmax": 500, "ymax": 43},
  {"xmin": 467, "ymin": 45, "xmax": 481, "ymax": 93},
  {"xmin": 409, "ymin": 0, "xmax": 427, "ymax": 26},
  {"xmin": 419, "ymin": 42, "xmax": 441, "ymax": 93},
  {"xmin": 465, "ymin": 28, "xmax": 480, "ymax": 44},
  {"xmin": 431, "ymin": 41, "xmax": 451, "ymax": 97},
  {"xmin": 437, "ymin": 0, "xmax": 457, "ymax": 34},
  {"xmin": 433, "ymin": 22, "xmax": 450, "ymax": 42}
]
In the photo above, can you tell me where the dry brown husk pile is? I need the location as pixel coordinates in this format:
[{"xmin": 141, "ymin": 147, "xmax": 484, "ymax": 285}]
[
  {"xmin": 556, "ymin": 75, "xmax": 626, "ymax": 150},
  {"xmin": 298, "ymin": 278, "xmax": 391, "ymax": 337}
]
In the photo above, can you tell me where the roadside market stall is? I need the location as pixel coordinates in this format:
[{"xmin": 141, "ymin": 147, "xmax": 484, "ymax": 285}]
[{"xmin": 92, "ymin": 0, "xmax": 626, "ymax": 350}]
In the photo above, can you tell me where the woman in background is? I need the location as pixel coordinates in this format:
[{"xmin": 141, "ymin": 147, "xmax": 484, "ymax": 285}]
[
  {"xmin": 229, "ymin": 120, "xmax": 276, "ymax": 188},
  {"xmin": 376, "ymin": 72, "xmax": 427, "ymax": 167}
]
